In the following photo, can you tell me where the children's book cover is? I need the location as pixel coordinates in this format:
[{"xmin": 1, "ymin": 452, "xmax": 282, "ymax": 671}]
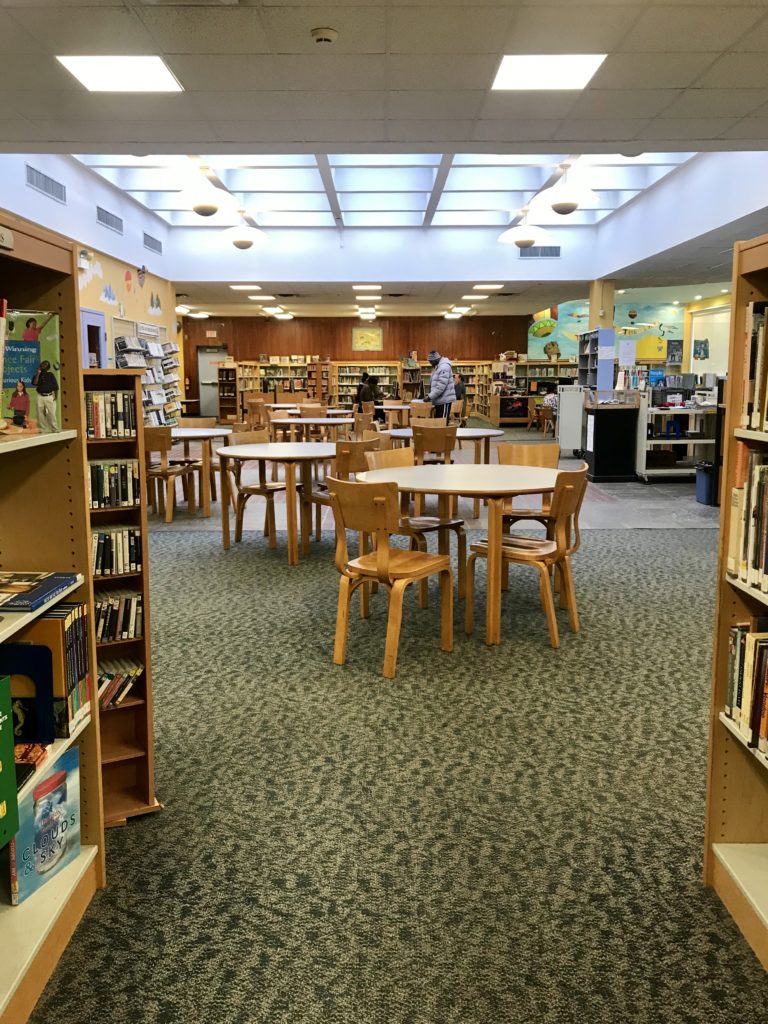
[
  {"xmin": 0, "ymin": 675, "xmax": 20, "ymax": 851},
  {"xmin": 8, "ymin": 746, "xmax": 80, "ymax": 905},
  {"xmin": 1, "ymin": 310, "xmax": 61, "ymax": 432}
]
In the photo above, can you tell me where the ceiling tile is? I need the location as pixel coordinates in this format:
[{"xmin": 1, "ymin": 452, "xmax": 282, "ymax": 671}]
[
  {"xmin": 697, "ymin": 54, "xmax": 768, "ymax": 89},
  {"xmin": 389, "ymin": 7, "xmax": 515, "ymax": 54},
  {"xmin": 25, "ymin": 120, "xmax": 219, "ymax": 143},
  {"xmin": 472, "ymin": 120, "xmax": 562, "ymax": 142},
  {"xmin": 387, "ymin": 91, "xmax": 485, "ymax": 119},
  {"xmin": 0, "ymin": 10, "xmax": 41, "ymax": 51},
  {"xmin": 10, "ymin": 6, "xmax": 158, "ymax": 54},
  {"xmin": 503, "ymin": 5, "xmax": 641, "ymax": 52},
  {"xmin": 196, "ymin": 90, "xmax": 386, "ymax": 121},
  {"xmin": 553, "ymin": 118, "xmax": 651, "ymax": 141},
  {"xmin": 211, "ymin": 120, "xmax": 388, "ymax": 143},
  {"xmin": 0, "ymin": 53, "xmax": 81, "ymax": 90},
  {"xmin": 167, "ymin": 54, "xmax": 388, "ymax": 92},
  {"xmin": 386, "ymin": 54, "xmax": 498, "ymax": 90},
  {"xmin": 568, "ymin": 89, "xmax": 681, "ymax": 119},
  {"xmin": 589, "ymin": 52, "xmax": 720, "ymax": 89},
  {"xmin": 719, "ymin": 117, "xmax": 768, "ymax": 141},
  {"xmin": 635, "ymin": 117, "xmax": 739, "ymax": 140},
  {"xmin": 480, "ymin": 92, "xmax": 579, "ymax": 119},
  {"xmin": 4, "ymin": 91, "xmax": 205, "ymax": 122},
  {"xmin": 259, "ymin": 7, "xmax": 386, "ymax": 53},
  {"xmin": 662, "ymin": 89, "xmax": 768, "ymax": 118},
  {"xmin": 137, "ymin": 8, "xmax": 270, "ymax": 55},
  {"xmin": 387, "ymin": 120, "xmax": 477, "ymax": 142},
  {"xmin": 617, "ymin": 6, "xmax": 763, "ymax": 53}
]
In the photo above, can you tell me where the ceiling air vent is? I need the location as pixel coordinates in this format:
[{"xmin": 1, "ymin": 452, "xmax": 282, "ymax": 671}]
[
  {"xmin": 519, "ymin": 245, "xmax": 561, "ymax": 259},
  {"xmin": 25, "ymin": 164, "xmax": 66, "ymax": 204},
  {"xmin": 143, "ymin": 232, "xmax": 162, "ymax": 254},
  {"xmin": 97, "ymin": 206, "xmax": 123, "ymax": 235}
]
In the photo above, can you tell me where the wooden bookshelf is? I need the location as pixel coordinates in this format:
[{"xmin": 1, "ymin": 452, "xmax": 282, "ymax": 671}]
[
  {"xmin": 217, "ymin": 362, "xmax": 237, "ymax": 421},
  {"xmin": 0, "ymin": 211, "xmax": 105, "ymax": 1024},
  {"xmin": 82, "ymin": 369, "xmax": 161, "ymax": 829},
  {"xmin": 330, "ymin": 361, "xmax": 401, "ymax": 408},
  {"xmin": 705, "ymin": 230, "xmax": 768, "ymax": 971},
  {"xmin": 307, "ymin": 358, "xmax": 331, "ymax": 402}
]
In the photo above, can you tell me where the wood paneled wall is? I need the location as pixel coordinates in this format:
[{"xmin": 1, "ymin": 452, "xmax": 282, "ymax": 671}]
[{"xmin": 182, "ymin": 315, "xmax": 529, "ymax": 396}]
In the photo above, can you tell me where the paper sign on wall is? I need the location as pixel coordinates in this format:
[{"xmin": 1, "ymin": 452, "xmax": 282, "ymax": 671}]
[
  {"xmin": 586, "ymin": 414, "xmax": 595, "ymax": 453},
  {"xmin": 618, "ymin": 338, "xmax": 636, "ymax": 366}
]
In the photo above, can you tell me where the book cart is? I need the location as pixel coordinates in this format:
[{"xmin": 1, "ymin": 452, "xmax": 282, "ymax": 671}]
[
  {"xmin": 0, "ymin": 213, "xmax": 106, "ymax": 1024},
  {"xmin": 83, "ymin": 369, "xmax": 160, "ymax": 827},
  {"xmin": 705, "ymin": 231, "xmax": 768, "ymax": 970}
]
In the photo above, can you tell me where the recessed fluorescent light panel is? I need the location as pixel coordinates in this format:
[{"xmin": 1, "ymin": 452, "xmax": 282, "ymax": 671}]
[
  {"xmin": 352, "ymin": 284, "xmax": 381, "ymax": 290},
  {"xmin": 452, "ymin": 306, "xmax": 471, "ymax": 314},
  {"xmin": 262, "ymin": 306, "xmax": 283, "ymax": 314},
  {"xmin": 492, "ymin": 54, "xmax": 606, "ymax": 91},
  {"xmin": 56, "ymin": 55, "xmax": 183, "ymax": 93},
  {"xmin": 356, "ymin": 295, "xmax": 380, "ymax": 302},
  {"xmin": 253, "ymin": 295, "xmax": 275, "ymax": 301},
  {"xmin": 274, "ymin": 313, "xmax": 294, "ymax": 320},
  {"xmin": 230, "ymin": 284, "xmax": 261, "ymax": 291},
  {"xmin": 444, "ymin": 313, "xmax": 462, "ymax": 320},
  {"xmin": 474, "ymin": 284, "xmax": 503, "ymax": 291},
  {"xmin": 462, "ymin": 294, "xmax": 487, "ymax": 300}
]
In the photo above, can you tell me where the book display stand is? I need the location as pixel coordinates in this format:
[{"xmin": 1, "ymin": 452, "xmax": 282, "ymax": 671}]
[
  {"xmin": 0, "ymin": 212, "xmax": 105, "ymax": 1024},
  {"xmin": 706, "ymin": 231, "xmax": 768, "ymax": 970}
]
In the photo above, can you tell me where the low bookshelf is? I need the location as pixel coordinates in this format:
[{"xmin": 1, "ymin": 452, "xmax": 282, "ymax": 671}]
[{"xmin": 82, "ymin": 369, "xmax": 161, "ymax": 827}]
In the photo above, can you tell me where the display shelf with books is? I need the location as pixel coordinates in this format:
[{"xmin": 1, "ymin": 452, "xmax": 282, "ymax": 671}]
[
  {"xmin": 307, "ymin": 359, "xmax": 331, "ymax": 402},
  {"xmin": 82, "ymin": 370, "xmax": 160, "ymax": 831},
  {"xmin": 706, "ymin": 231, "xmax": 768, "ymax": 972},
  {"xmin": 473, "ymin": 362, "xmax": 493, "ymax": 421},
  {"xmin": 217, "ymin": 362, "xmax": 237, "ymax": 421},
  {"xmin": 258, "ymin": 355, "xmax": 313, "ymax": 396},
  {"xmin": 635, "ymin": 391, "xmax": 717, "ymax": 481},
  {"xmin": 113, "ymin": 318, "xmax": 177, "ymax": 428},
  {"xmin": 0, "ymin": 211, "xmax": 105, "ymax": 1023},
  {"xmin": 236, "ymin": 360, "xmax": 261, "ymax": 419},
  {"xmin": 330, "ymin": 361, "xmax": 401, "ymax": 407}
]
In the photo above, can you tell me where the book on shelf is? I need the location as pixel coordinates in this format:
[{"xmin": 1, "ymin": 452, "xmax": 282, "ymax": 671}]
[
  {"xmin": 4, "ymin": 746, "xmax": 81, "ymax": 905},
  {"xmin": 87, "ymin": 459, "xmax": 140, "ymax": 508},
  {"xmin": 14, "ymin": 761, "xmax": 35, "ymax": 792},
  {"xmin": 94, "ymin": 590, "xmax": 143, "ymax": 643},
  {"xmin": 725, "ymin": 623, "xmax": 768, "ymax": 753},
  {"xmin": 14, "ymin": 742, "xmax": 52, "ymax": 767},
  {"xmin": 97, "ymin": 657, "xmax": 143, "ymax": 708},
  {"xmin": 85, "ymin": 390, "xmax": 137, "ymax": 439},
  {"xmin": 2, "ymin": 310, "xmax": 61, "ymax": 431},
  {"xmin": 0, "ymin": 644, "xmax": 56, "ymax": 745},
  {"xmin": 0, "ymin": 571, "xmax": 79, "ymax": 612},
  {"xmin": 0, "ymin": 674, "xmax": 20, "ymax": 850},
  {"xmin": 741, "ymin": 302, "xmax": 768, "ymax": 428},
  {"xmin": 91, "ymin": 527, "xmax": 142, "ymax": 576}
]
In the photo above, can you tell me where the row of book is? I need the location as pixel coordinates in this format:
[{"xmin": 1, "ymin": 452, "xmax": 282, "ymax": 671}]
[
  {"xmin": 84, "ymin": 390, "xmax": 138, "ymax": 439},
  {"xmin": 97, "ymin": 657, "xmax": 143, "ymax": 708},
  {"xmin": 95, "ymin": 589, "xmax": 143, "ymax": 643},
  {"xmin": 726, "ymin": 441, "xmax": 768, "ymax": 589},
  {"xmin": 740, "ymin": 302, "xmax": 768, "ymax": 430},
  {"xmin": 88, "ymin": 459, "xmax": 141, "ymax": 508},
  {"xmin": 726, "ymin": 624, "xmax": 768, "ymax": 756},
  {"xmin": 91, "ymin": 528, "xmax": 143, "ymax": 576}
]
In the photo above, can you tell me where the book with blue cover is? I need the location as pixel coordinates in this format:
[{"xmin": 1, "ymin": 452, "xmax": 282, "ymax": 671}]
[{"xmin": 0, "ymin": 572, "xmax": 78, "ymax": 612}]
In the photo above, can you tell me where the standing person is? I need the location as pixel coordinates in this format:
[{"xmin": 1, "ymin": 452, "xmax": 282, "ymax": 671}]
[
  {"xmin": 360, "ymin": 374, "xmax": 385, "ymax": 422},
  {"xmin": 354, "ymin": 371, "xmax": 369, "ymax": 412},
  {"xmin": 453, "ymin": 373, "xmax": 466, "ymax": 404},
  {"xmin": 8, "ymin": 380, "xmax": 29, "ymax": 427},
  {"xmin": 32, "ymin": 360, "xmax": 59, "ymax": 433},
  {"xmin": 427, "ymin": 350, "xmax": 456, "ymax": 420}
]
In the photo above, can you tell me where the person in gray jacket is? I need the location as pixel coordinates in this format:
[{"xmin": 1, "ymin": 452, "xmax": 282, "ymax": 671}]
[{"xmin": 427, "ymin": 350, "xmax": 456, "ymax": 419}]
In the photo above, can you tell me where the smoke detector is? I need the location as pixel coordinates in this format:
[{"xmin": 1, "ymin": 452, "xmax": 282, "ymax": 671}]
[{"xmin": 310, "ymin": 26, "xmax": 338, "ymax": 44}]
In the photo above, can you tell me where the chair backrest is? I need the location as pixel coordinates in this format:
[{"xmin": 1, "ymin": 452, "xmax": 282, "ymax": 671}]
[
  {"xmin": 365, "ymin": 446, "xmax": 415, "ymax": 470},
  {"xmin": 410, "ymin": 402, "xmax": 433, "ymax": 419},
  {"xmin": 382, "ymin": 400, "xmax": 401, "ymax": 408},
  {"xmin": 497, "ymin": 442, "xmax": 560, "ymax": 468},
  {"xmin": 326, "ymin": 476, "xmax": 401, "ymax": 576},
  {"xmin": 335, "ymin": 437, "xmax": 381, "ymax": 478},
  {"xmin": 293, "ymin": 392, "xmax": 307, "ymax": 404},
  {"xmin": 361, "ymin": 400, "xmax": 375, "ymax": 415},
  {"xmin": 231, "ymin": 421, "xmax": 250, "ymax": 432},
  {"xmin": 549, "ymin": 465, "xmax": 588, "ymax": 556},
  {"xmin": 412, "ymin": 423, "xmax": 457, "ymax": 464},
  {"xmin": 180, "ymin": 416, "xmax": 217, "ymax": 428},
  {"xmin": 144, "ymin": 425, "xmax": 172, "ymax": 453},
  {"xmin": 526, "ymin": 396, "xmax": 538, "ymax": 419},
  {"xmin": 246, "ymin": 398, "xmax": 265, "ymax": 427},
  {"xmin": 226, "ymin": 429, "xmax": 269, "ymax": 445},
  {"xmin": 540, "ymin": 406, "xmax": 554, "ymax": 422},
  {"xmin": 354, "ymin": 411, "xmax": 374, "ymax": 434},
  {"xmin": 449, "ymin": 399, "xmax": 464, "ymax": 424},
  {"xmin": 300, "ymin": 404, "xmax": 325, "ymax": 418},
  {"xmin": 362, "ymin": 429, "xmax": 392, "ymax": 448}
]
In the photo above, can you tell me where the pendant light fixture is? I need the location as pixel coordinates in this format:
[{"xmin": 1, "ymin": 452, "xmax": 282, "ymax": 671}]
[
  {"xmin": 224, "ymin": 209, "xmax": 267, "ymax": 250},
  {"xmin": 543, "ymin": 165, "xmax": 598, "ymax": 216},
  {"xmin": 497, "ymin": 208, "xmax": 550, "ymax": 249}
]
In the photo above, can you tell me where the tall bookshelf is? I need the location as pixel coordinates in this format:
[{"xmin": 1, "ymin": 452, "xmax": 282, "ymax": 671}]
[
  {"xmin": 705, "ymin": 231, "xmax": 768, "ymax": 970},
  {"xmin": 82, "ymin": 370, "xmax": 160, "ymax": 828},
  {"xmin": 217, "ymin": 362, "xmax": 237, "ymax": 421},
  {"xmin": 331, "ymin": 361, "xmax": 401, "ymax": 408},
  {"xmin": 473, "ymin": 362, "xmax": 494, "ymax": 420},
  {"xmin": 113, "ymin": 319, "xmax": 178, "ymax": 428},
  {"xmin": 236, "ymin": 360, "xmax": 261, "ymax": 419},
  {"xmin": 259, "ymin": 356, "xmax": 312, "ymax": 394},
  {"xmin": 307, "ymin": 359, "xmax": 331, "ymax": 402},
  {"xmin": 0, "ymin": 213, "xmax": 106, "ymax": 1023}
]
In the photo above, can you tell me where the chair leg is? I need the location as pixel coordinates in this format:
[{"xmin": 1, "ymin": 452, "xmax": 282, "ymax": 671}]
[
  {"xmin": 187, "ymin": 475, "xmax": 196, "ymax": 516},
  {"xmin": 465, "ymin": 553, "xmax": 477, "ymax": 635},
  {"xmin": 266, "ymin": 496, "xmax": 277, "ymax": 548},
  {"xmin": 454, "ymin": 528, "xmax": 467, "ymax": 602},
  {"xmin": 315, "ymin": 502, "xmax": 322, "ymax": 541},
  {"xmin": 164, "ymin": 478, "xmax": 174, "ymax": 524},
  {"xmin": 413, "ymin": 535, "xmax": 428, "ymax": 608},
  {"xmin": 333, "ymin": 575, "xmax": 356, "ymax": 666},
  {"xmin": 155, "ymin": 479, "xmax": 165, "ymax": 517},
  {"xmin": 561, "ymin": 557, "xmax": 580, "ymax": 632},
  {"xmin": 359, "ymin": 532, "xmax": 371, "ymax": 618},
  {"xmin": 383, "ymin": 579, "xmax": 408, "ymax": 678},
  {"xmin": 439, "ymin": 568, "xmax": 453, "ymax": 653},
  {"xmin": 536, "ymin": 563, "xmax": 559, "ymax": 648},
  {"xmin": 210, "ymin": 466, "xmax": 217, "ymax": 502},
  {"xmin": 263, "ymin": 499, "xmax": 270, "ymax": 537},
  {"xmin": 235, "ymin": 493, "xmax": 248, "ymax": 543}
]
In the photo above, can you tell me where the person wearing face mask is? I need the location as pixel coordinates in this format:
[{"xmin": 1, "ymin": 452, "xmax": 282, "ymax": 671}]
[{"xmin": 426, "ymin": 350, "xmax": 456, "ymax": 420}]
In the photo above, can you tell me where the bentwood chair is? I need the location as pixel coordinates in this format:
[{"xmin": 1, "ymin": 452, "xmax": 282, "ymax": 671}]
[
  {"xmin": 465, "ymin": 465, "xmax": 588, "ymax": 648},
  {"xmin": 145, "ymin": 426, "xmax": 197, "ymax": 524},
  {"xmin": 412, "ymin": 422, "xmax": 459, "ymax": 515},
  {"xmin": 497, "ymin": 442, "xmax": 561, "ymax": 529},
  {"xmin": 526, "ymin": 397, "xmax": 542, "ymax": 432},
  {"xmin": 224, "ymin": 428, "xmax": 285, "ymax": 544},
  {"xmin": 540, "ymin": 405, "xmax": 555, "ymax": 437},
  {"xmin": 327, "ymin": 476, "xmax": 453, "ymax": 679},
  {"xmin": 310, "ymin": 437, "xmax": 381, "ymax": 540},
  {"xmin": 410, "ymin": 402, "xmax": 433, "ymax": 420},
  {"xmin": 364, "ymin": 446, "xmax": 467, "ymax": 602}
]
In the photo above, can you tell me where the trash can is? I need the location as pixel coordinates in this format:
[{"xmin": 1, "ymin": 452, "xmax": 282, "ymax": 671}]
[{"xmin": 695, "ymin": 462, "xmax": 716, "ymax": 505}]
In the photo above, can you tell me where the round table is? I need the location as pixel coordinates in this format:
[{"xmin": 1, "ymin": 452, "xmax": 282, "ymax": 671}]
[
  {"xmin": 269, "ymin": 417, "xmax": 354, "ymax": 442},
  {"xmin": 171, "ymin": 426, "xmax": 232, "ymax": 517},
  {"xmin": 358, "ymin": 464, "xmax": 558, "ymax": 645},
  {"xmin": 218, "ymin": 442, "xmax": 336, "ymax": 564}
]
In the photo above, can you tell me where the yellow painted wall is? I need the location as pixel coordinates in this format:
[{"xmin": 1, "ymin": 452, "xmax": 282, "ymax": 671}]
[
  {"xmin": 77, "ymin": 248, "xmax": 176, "ymax": 366},
  {"xmin": 683, "ymin": 293, "xmax": 731, "ymax": 368}
]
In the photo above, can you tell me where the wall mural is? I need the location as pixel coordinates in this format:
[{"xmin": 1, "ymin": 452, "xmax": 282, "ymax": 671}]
[{"xmin": 526, "ymin": 300, "xmax": 684, "ymax": 361}]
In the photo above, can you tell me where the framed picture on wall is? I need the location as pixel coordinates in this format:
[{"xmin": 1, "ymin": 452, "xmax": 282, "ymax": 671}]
[{"xmin": 352, "ymin": 327, "xmax": 383, "ymax": 352}]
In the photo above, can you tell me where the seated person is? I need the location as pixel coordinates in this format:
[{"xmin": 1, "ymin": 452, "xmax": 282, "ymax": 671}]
[{"xmin": 359, "ymin": 375, "xmax": 385, "ymax": 422}]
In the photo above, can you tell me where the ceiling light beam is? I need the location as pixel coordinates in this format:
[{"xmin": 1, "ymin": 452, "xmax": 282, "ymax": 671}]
[
  {"xmin": 422, "ymin": 154, "xmax": 455, "ymax": 228},
  {"xmin": 315, "ymin": 154, "xmax": 344, "ymax": 228}
]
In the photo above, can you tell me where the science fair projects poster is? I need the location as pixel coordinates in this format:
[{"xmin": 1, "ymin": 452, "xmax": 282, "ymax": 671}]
[{"xmin": 1, "ymin": 311, "xmax": 60, "ymax": 428}]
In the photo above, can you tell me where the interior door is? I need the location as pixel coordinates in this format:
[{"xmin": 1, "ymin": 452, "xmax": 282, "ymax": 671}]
[
  {"xmin": 80, "ymin": 308, "xmax": 106, "ymax": 369},
  {"xmin": 197, "ymin": 346, "xmax": 227, "ymax": 417}
]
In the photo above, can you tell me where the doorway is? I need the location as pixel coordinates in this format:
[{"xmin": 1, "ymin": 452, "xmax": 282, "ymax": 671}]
[
  {"xmin": 80, "ymin": 308, "xmax": 106, "ymax": 369},
  {"xmin": 197, "ymin": 346, "xmax": 228, "ymax": 417}
]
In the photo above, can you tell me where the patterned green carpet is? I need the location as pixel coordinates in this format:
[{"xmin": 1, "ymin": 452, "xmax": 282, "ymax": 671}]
[{"xmin": 30, "ymin": 529, "xmax": 768, "ymax": 1024}]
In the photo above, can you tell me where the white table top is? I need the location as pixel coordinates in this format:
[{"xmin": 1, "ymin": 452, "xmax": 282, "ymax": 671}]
[
  {"xmin": 172, "ymin": 427, "xmax": 232, "ymax": 439},
  {"xmin": 220, "ymin": 442, "xmax": 337, "ymax": 462},
  {"xmin": 263, "ymin": 403, "xmax": 300, "ymax": 408},
  {"xmin": 358, "ymin": 464, "xmax": 558, "ymax": 497},
  {"xmin": 270, "ymin": 417, "xmax": 354, "ymax": 426},
  {"xmin": 284, "ymin": 408, "xmax": 350, "ymax": 417},
  {"xmin": 386, "ymin": 426, "xmax": 505, "ymax": 440}
]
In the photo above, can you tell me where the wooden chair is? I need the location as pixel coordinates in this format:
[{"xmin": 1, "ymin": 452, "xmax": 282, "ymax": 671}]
[
  {"xmin": 145, "ymin": 426, "xmax": 197, "ymax": 524},
  {"xmin": 327, "ymin": 476, "xmax": 453, "ymax": 679},
  {"xmin": 363, "ymin": 429, "xmax": 392, "ymax": 449},
  {"xmin": 364, "ymin": 446, "xmax": 467, "ymax": 602},
  {"xmin": 353, "ymin": 411, "xmax": 374, "ymax": 437},
  {"xmin": 361, "ymin": 401, "xmax": 376, "ymax": 416},
  {"xmin": 540, "ymin": 405, "xmax": 555, "ymax": 437},
  {"xmin": 497, "ymin": 442, "xmax": 561, "ymax": 528},
  {"xmin": 411, "ymin": 423, "xmax": 458, "ymax": 466},
  {"xmin": 410, "ymin": 402, "xmax": 433, "ymax": 420},
  {"xmin": 526, "ymin": 397, "xmax": 542, "ymax": 432},
  {"xmin": 300, "ymin": 403, "xmax": 327, "ymax": 441},
  {"xmin": 178, "ymin": 416, "xmax": 217, "ymax": 428},
  {"xmin": 265, "ymin": 405, "xmax": 294, "ymax": 442},
  {"xmin": 224, "ymin": 428, "xmax": 285, "ymax": 544},
  {"xmin": 449, "ymin": 399, "xmax": 464, "ymax": 426},
  {"xmin": 246, "ymin": 398, "xmax": 266, "ymax": 428},
  {"xmin": 310, "ymin": 437, "xmax": 381, "ymax": 540},
  {"xmin": 465, "ymin": 465, "xmax": 588, "ymax": 648}
]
